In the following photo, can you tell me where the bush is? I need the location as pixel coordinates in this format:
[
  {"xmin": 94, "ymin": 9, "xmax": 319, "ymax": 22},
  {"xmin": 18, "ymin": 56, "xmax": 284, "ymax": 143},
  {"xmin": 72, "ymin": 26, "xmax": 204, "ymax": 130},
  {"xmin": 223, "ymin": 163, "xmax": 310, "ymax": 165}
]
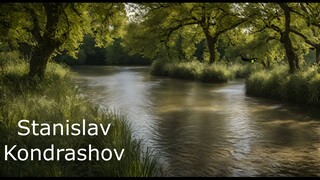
[
  {"xmin": 199, "ymin": 63, "xmax": 233, "ymax": 83},
  {"xmin": 150, "ymin": 60, "xmax": 250, "ymax": 83},
  {"xmin": 308, "ymin": 74, "xmax": 320, "ymax": 106},
  {"xmin": 167, "ymin": 61, "xmax": 204, "ymax": 80},
  {"xmin": 150, "ymin": 59, "xmax": 170, "ymax": 76},
  {"xmin": 230, "ymin": 63, "xmax": 263, "ymax": 78}
]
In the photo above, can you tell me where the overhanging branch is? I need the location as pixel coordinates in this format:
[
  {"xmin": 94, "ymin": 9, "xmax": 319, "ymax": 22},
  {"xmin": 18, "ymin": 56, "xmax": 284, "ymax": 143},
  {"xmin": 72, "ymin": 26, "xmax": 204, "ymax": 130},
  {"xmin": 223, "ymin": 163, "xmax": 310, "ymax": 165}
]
[
  {"xmin": 290, "ymin": 28, "xmax": 316, "ymax": 47},
  {"xmin": 162, "ymin": 21, "xmax": 198, "ymax": 47}
]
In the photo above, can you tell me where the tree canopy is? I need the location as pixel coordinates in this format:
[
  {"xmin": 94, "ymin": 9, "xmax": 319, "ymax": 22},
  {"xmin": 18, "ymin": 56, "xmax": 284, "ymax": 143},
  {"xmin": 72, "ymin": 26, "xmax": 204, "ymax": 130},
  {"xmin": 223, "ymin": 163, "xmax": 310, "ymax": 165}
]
[
  {"xmin": 124, "ymin": 3, "xmax": 250, "ymax": 64},
  {"xmin": 0, "ymin": 3, "xmax": 126, "ymax": 78},
  {"xmin": 1, "ymin": 2, "xmax": 319, "ymax": 76},
  {"xmin": 124, "ymin": 3, "xmax": 319, "ymax": 73}
]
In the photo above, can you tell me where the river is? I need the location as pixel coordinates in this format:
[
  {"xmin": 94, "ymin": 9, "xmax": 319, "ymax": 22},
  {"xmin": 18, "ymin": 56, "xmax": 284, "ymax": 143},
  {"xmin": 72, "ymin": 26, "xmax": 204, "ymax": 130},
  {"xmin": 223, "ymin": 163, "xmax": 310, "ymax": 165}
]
[{"xmin": 73, "ymin": 66, "xmax": 320, "ymax": 177}]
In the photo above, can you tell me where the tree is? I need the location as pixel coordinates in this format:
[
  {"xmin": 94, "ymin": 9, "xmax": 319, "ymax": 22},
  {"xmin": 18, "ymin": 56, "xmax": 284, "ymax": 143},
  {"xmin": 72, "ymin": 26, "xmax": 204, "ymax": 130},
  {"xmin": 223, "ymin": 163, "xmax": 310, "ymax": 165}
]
[
  {"xmin": 289, "ymin": 3, "xmax": 320, "ymax": 64},
  {"xmin": 0, "ymin": 3, "xmax": 126, "ymax": 79},
  {"xmin": 246, "ymin": 3, "xmax": 302, "ymax": 73},
  {"xmin": 279, "ymin": 3, "xmax": 300, "ymax": 72},
  {"xmin": 223, "ymin": 28, "xmax": 286, "ymax": 68},
  {"xmin": 124, "ymin": 3, "xmax": 248, "ymax": 64}
]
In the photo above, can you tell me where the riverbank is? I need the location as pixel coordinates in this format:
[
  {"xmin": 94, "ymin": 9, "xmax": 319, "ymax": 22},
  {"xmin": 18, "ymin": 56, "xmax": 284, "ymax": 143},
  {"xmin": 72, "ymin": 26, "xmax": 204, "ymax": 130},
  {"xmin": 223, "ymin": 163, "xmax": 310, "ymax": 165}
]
[
  {"xmin": 246, "ymin": 64, "xmax": 320, "ymax": 107},
  {"xmin": 150, "ymin": 60, "xmax": 262, "ymax": 83},
  {"xmin": 151, "ymin": 60, "xmax": 320, "ymax": 107},
  {"xmin": 0, "ymin": 52, "xmax": 162, "ymax": 177}
]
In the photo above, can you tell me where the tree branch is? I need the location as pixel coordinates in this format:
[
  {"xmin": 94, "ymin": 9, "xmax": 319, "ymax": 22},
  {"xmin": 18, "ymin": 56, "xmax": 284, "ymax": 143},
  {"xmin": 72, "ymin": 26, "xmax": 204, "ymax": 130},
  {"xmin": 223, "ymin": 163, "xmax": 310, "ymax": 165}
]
[
  {"xmin": 63, "ymin": 8, "xmax": 70, "ymax": 34},
  {"xmin": 215, "ymin": 18, "xmax": 247, "ymax": 38},
  {"xmin": 311, "ymin": 22, "xmax": 320, "ymax": 29},
  {"xmin": 290, "ymin": 28, "xmax": 316, "ymax": 47},
  {"xmin": 24, "ymin": 6, "xmax": 43, "ymax": 43},
  {"xmin": 71, "ymin": 3, "xmax": 82, "ymax": 17},
  {"xmin": 162, "ymin": 21, "xmax": 198, "ymax": 47},
  {"xmin": 268, "ymin": 24, "xmax": 282, "ymax": 33}
]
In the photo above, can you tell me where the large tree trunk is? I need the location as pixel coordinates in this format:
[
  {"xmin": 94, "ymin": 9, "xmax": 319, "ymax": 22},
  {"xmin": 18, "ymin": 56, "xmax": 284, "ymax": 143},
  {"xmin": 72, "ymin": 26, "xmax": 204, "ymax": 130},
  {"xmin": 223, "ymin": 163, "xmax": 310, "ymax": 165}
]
[
  {"xmin": 316, "ymin": 45, "xmax": 320, "ymax": 64},
  {"xmin": 28, "ymin": 3, "xmax": 66, "ymax": 79},
  {"xmin": 203, "ymin": 30, "xmax": 217, "ymax": 64},
  {"xmin": 28, "ymin": 42, "xmax": 56, "ymax": 79},
  {"xmin": 279, "ymin": 3, "xmax": 299, "ymax": 73},
  {"xmin": 281, "ymin": 33, "xmax": 298, "ymax": 73}
]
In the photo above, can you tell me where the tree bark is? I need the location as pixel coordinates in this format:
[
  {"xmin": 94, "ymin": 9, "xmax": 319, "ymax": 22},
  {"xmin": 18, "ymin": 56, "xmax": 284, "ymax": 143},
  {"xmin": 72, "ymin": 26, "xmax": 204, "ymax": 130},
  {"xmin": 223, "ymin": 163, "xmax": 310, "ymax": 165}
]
[
  {"xmin": 281, "ymin": 33, "xmax": 298, "ymax": 73},
  {"xmin": 316, "ymin": 46, "xmax": 320, "ymax": 64},
  {"xmin": 279, "ymin": 3, "xmax": 299, "ymax": 73},
  {"xmin": 29, "ymin": 42, "xmax": 56, "ymax": 79},
  {"xmin": 28, "ymin": 3, "xmax": 65, "ymax": 79},
  {"xmin": 203, "ymin": 29, "xmax": 217, "ymax": 64}
]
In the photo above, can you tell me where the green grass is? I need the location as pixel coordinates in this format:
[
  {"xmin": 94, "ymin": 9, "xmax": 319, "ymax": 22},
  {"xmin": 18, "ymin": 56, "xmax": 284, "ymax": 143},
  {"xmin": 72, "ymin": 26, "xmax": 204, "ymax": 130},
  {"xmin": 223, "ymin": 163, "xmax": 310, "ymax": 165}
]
[
  {"xmin": 246, "ymin": 64, "xmax": 320, "ymax": 107},
  {"xmin": 150, "ymin": 60, "xmax": 262, "ymax": 83},
  {"xmin": 166, "ymin": 61, "xmax": 204, "ymax": 80},
  {"xmin": 0, "ymin": 52, "xmax": 163, "ymax": 177},
  {"xmin": 229, "ymin": 62, "xmax": 263, "ymax": 79},
  {"xmin": 153, "ymin": 58, "xmax": 320, "ymax": 107},
  {"xmin": 199, "ymin": 63, "xmax": 233, "ymax": 83},
  {"xmin": 150, "ymin": 59, "xmax": 170, "ymax": 76}
]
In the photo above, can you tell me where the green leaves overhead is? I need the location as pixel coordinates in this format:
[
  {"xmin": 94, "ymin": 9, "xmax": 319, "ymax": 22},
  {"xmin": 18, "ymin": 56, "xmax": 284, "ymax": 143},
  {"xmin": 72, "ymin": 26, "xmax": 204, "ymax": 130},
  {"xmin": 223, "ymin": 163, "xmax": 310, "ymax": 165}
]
[
  {"xmin": 89, "ymin": 3, "xmax": 127, "ymax": 48},
  {"xmin": 0, "ymin": 3, "xmax": 127, "ymax": 58},
  {"xmin": 1, "ymin": 2, "xmax": 320, "ymax": 77},
  {"xmin": 124, "ymin": 2, "xmax": 320, "ymax": 71},
  {"xmin": 0, "ymin": 3, "xmax": 127, "ymax": 78},
  {"xmin": 124, "ymin": 3, "xmax": 248, "ymax": 63}
]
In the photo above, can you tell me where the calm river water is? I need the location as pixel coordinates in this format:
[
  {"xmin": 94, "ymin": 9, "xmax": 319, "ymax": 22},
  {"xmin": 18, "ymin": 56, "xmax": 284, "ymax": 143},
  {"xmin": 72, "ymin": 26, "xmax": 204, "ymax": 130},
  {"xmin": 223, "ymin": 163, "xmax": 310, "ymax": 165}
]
[{"xmin": 73, "ymin": 66, "xmax": 320, "ymax": 177}]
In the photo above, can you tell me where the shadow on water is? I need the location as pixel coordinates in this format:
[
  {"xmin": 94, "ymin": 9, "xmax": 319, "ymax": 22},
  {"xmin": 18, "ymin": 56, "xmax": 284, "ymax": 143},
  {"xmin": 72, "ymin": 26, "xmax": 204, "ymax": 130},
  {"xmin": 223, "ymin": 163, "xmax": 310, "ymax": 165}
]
[{"xmin": 73, "ymin": 66, "xmax": 320, "ymax": 177}]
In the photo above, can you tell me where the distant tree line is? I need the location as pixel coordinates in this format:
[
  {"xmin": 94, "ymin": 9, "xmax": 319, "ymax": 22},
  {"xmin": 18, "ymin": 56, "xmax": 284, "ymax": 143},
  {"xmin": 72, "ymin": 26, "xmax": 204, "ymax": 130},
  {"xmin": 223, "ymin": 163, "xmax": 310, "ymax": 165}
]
[{"xmin": 54, "ymin": 35, "xmax": 151, "ymax": 66}]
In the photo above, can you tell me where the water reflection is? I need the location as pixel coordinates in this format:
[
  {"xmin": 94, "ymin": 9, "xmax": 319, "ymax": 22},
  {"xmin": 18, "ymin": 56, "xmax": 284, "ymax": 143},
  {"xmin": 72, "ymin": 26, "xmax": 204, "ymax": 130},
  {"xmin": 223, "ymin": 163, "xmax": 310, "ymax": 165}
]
[{"xmin": 74, "ymin": 66, "xmax": 320, "ymax": 177}]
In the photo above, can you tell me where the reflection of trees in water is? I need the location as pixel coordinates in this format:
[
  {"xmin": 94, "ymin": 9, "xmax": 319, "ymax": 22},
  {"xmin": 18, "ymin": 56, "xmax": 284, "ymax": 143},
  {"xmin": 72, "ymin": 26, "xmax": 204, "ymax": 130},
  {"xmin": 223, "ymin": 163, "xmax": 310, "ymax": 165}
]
[
  {"xmin": 152, "ymin": 79, "xmax": 320, "ymax": 176},
  {"xmin": 151, "ymin": 80, "xmax": 235, "ymax": 176},
  {"xmin": 154, "ymin": 109, "xmax": 234, "ymax": 176}
]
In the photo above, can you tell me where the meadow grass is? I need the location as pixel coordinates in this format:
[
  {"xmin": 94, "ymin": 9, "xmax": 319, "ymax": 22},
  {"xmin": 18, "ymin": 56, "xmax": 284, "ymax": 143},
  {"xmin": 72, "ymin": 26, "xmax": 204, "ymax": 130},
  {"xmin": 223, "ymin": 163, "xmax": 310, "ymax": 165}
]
[{"xmin": 0, "ymin": 52, "xmax": 163, "ymax": 177}]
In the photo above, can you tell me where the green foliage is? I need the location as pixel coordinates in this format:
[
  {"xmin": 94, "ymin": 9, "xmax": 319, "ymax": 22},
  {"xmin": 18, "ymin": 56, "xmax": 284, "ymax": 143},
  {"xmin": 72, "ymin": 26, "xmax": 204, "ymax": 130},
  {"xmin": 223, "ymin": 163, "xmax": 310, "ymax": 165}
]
[
  {"xmin": 308, "ymin": 74, "xmax": 320, "ymax": 106},
  {"xmin": 245, "ymin": 66, "xmax": 288, "ymax": 98},
  {"xmin": 104, "ymin": 38, "xmax": 151, "ymax": 65},
  {"xmin": 2, "ymin": 3, "xmax": 320, "ymax": 75},
  {"xmin": 150, "ymin": 60, "xmax": 262, "ymax": 83},
  {"xmin": 0, "ymin": 3, "xmax": 127, "ymax": 58},
  {"xmin": 199, "ymin": 64, "xmax": 233, "ymax": 83},
  {"xmin": 0, "ymin": 52, "xmax": 163, "ymax": 177},
  {"xmin": 229, "ymin": 62, "xmax": 264, "ymax": 78},
  {"xmin": 0, "ymin": 3, "xmax": 127, "ymax": 78},
  {"xmin": 54, "ymin": 36, "xmax": 150, "ymax": 66},
  {"xmin": 150, "ymin": 59, "xmax": 170, "ymax": 76},
  {"xmin": 124, "ymin": 3, "xmax": 247, "ymax": 63},
  {"xmin": 166, "ymin": 61, "xmax": 204, "ymax": 80},
  {"xmin": 123, "ymin": 3, "xmax": 317, "ymax": 70}
]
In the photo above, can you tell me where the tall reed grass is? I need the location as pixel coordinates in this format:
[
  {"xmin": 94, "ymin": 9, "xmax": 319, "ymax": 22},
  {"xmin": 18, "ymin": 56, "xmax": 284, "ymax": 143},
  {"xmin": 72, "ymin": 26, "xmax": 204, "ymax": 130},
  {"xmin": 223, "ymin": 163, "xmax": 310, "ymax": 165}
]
[
  {"xmin": 246, "ymin": 64, "xmax": 320, "ymax": 107},
  {"xmin": 150, "ymin": 60, "xmax": 262, "ymax": 83},
  {"xmin": 0, "ymin": 52, "xmax": 163, "ymax": 177}
]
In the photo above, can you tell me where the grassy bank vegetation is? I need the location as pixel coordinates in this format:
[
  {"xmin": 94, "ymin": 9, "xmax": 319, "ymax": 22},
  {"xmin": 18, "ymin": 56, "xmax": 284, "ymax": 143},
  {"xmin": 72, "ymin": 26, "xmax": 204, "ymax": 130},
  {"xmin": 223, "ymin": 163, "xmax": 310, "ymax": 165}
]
[
  {"xmin": 0, "ymin": 52, "xmax": 162, "ymax": 177},
  {"xmin": 151, "ymin": 58, "xmax": 320, "ymax": 107},
  {"xmin": 150, "ymin": 60, "xmax": 263, "ymax": 83},
  {"xmin": 246, "ymin": 64, "xmax": 320, "ymax": 107}
]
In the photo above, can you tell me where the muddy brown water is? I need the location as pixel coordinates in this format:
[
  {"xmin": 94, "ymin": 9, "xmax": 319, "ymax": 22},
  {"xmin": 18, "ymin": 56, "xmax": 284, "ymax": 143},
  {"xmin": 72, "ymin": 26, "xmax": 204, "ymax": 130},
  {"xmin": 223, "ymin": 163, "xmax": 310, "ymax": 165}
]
[{"xmin": 73, "ymin": 66, "xmax": 320, "ymax": 177}]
